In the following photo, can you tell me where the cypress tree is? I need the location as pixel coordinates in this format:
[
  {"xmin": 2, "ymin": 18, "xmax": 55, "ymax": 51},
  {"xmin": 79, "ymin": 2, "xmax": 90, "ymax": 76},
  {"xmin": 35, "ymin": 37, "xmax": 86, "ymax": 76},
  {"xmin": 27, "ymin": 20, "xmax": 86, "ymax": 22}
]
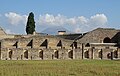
[{"xmin": 26, "ymin": 12, "xmax": 35, "ymax": 34}]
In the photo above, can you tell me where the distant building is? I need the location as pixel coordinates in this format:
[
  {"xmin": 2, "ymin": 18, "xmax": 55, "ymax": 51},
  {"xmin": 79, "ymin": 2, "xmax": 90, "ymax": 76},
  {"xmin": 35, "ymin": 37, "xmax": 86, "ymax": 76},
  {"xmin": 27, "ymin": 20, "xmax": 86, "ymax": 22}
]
[{"xmin": 58, "ymin": 31, "xmax": 66, "ymax": 35}]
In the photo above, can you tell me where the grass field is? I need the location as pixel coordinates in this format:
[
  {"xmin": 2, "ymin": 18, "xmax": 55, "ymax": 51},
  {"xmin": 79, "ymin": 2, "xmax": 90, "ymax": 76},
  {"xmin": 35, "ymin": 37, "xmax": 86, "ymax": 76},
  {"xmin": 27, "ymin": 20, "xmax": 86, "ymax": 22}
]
[{"xmin": 0, "ymin": 60, "xmax": 120, "ymax": 76}]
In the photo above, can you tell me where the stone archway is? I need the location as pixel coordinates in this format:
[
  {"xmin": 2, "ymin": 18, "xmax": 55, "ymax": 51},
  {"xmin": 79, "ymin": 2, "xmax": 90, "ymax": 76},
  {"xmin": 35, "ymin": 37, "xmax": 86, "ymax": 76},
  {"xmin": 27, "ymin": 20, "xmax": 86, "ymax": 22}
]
[
  {"xmin": 40, "ymin": 39, "xmax": 48, "ymax": 49},
  {"xmin": 107, "ymin": 52, "xmax": 112, "ymax": 59},
  {"xmin": 54, "ymin": 50, "xmax": 59, "ymax": 59},
  {"xmin": 103, "ymin": 37, "xmax": 111, "ymax": 43},
  {"xmin": 24, "ymin": 50, "xmax": 28, "ymax": 59},
  {"xmin": 9, "ymin": 50, "xmax": 12, "ymax": 60},
  {"xmin": 68, "ymin": 50, "xmax": 73, "ymax": 59},
  {"xmin": 84, "ymin": 50, "xmax": 89, "ymax": 59},
  {"xmin": 73, "ymin": 42, "xmax": 77, "ymax": 49},
  {"xmin": 98, "ymin": 50, "xmax": 102, "ymax": 59},
  {"xmin": 39, "ymin": 50, "xmax": 43, "ymax": 60}
]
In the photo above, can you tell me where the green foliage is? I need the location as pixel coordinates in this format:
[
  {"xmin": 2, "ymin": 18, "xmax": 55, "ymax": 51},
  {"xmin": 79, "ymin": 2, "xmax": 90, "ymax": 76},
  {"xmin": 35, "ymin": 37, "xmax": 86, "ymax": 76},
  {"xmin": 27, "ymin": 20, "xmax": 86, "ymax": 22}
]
[
  {"xmin": 0, "ymin": 60, "xmax": 120, "ymax": 76},
  {"xmin": 26, "ymin": 12, "xmax": 35, "ymax": 34}
]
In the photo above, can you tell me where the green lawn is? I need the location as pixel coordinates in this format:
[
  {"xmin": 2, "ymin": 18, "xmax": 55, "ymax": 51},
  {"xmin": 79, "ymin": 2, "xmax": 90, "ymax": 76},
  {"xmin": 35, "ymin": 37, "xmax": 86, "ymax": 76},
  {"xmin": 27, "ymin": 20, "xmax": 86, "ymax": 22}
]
[{"xmin": 0, "ymin": 60, "xmax": 120, "ymax": 76}]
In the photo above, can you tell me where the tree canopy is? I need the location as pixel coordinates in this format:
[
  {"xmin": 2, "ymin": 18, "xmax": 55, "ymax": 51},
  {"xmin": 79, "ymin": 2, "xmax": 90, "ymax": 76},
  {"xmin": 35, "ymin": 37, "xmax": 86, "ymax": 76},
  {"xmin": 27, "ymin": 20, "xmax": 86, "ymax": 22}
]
[{"xmin": 26, "ymin": 12, "xmax": 35, "ymax": 34}]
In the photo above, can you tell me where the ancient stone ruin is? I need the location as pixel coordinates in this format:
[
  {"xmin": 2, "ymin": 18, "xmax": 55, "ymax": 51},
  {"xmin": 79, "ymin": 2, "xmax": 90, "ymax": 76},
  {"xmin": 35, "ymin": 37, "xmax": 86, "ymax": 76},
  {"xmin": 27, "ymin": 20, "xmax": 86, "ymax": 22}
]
[{"xmin": 0, "ymin": 27, "xmax": 120, "ymax": 60}]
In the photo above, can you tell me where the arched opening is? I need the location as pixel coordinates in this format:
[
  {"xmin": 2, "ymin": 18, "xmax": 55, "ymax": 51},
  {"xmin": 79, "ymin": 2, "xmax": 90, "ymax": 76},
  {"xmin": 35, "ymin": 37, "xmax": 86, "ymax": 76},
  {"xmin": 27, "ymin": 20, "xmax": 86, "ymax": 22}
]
[
  {"xmin": 13, "ymin": 41, "xmax": 18, "ymax": 48},
  {"xmin": 73, "ymin": 42, "xmax": 77, "ymax": 49},
  {"xmin": 84, "ymin": 50, "xmax": 89, "ymax": 58},
  {"xmin": 68, "ymin": 50, "xmax": 73, "ymax": 59},
  {"xmin": 27, "ymin": 39, "xmax": 33, "ymax": 48},
  {"xmin": 114, "ymin": 51, "xmax": 118, "ymax": 58},
  {"xmin": 70, "ymin": 42, "xmax": 77, "ymax": 49},
  {"xmin": 40, "ymin": 39, "xmax": 48, "ymax": 49},
  {"xmin": 57, "ymin": 40, "xmax": 62, "ymax": 48},
  {"xmin": 98, "ymin": 50, "xmax": 102, "ymax": 59},
  {"xmin": 85, "ymin": 43, "xmax": 90, "ymax": 47},
  {"xmin": 9, "ymin": 50, "xmax": 12, "ymax": 60},
  {"xmin": 24, "ymin": 50, "xmax": 28, "ymax": 59},
  {"xmin": 103, "ymin": 37, "xmax": 111, "ymax": 43},
  {"xmin": 39, "ymin": 50, "xmax": 43, "ymax": 59},
  {"xmin": 107, "ymin": 53, "xmax": 111, "ymax": 59},
  {"xmin": 54, "ymin": 51, "xmax": 59, "ymax": 59}
]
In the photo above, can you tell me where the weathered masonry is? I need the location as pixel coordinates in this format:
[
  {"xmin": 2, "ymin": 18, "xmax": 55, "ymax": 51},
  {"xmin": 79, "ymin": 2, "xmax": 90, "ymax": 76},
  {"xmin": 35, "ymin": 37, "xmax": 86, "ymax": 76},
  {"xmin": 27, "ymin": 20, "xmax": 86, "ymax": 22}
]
[{"xmin": 0, "ymin": 27, "xmax": 120, "ymax": 60}]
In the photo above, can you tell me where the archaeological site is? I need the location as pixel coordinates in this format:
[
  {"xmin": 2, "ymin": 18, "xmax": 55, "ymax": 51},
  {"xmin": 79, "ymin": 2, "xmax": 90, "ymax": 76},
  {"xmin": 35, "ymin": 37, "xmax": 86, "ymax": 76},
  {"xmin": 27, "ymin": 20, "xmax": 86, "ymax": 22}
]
[{"xmin": 0, "ymin": 27, "xmax": 120, "ymax": 60}]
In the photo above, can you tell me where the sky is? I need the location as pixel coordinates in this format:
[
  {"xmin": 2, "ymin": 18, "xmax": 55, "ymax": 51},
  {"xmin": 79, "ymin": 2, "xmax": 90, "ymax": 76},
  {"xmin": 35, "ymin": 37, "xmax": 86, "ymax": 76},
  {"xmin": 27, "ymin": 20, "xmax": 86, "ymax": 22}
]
[{"xmin": 0, "ymin": 0, "xmax": 120, "ymax": 34}]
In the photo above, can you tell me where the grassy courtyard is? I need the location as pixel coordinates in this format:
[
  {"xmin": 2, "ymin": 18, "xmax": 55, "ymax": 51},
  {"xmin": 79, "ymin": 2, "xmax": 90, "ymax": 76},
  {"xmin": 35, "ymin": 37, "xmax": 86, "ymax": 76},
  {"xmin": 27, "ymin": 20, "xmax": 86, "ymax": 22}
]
[{"xmin": 0, "ymin": 60, "xmax": 120, "ymax": 76}]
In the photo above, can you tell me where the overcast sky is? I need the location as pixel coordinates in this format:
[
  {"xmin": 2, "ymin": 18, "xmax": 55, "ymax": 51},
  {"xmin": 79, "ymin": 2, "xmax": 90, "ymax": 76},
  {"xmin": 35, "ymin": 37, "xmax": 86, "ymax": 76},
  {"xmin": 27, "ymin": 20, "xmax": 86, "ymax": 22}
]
[{"xmin": 0, "ymin": 0, "xmax": 120, "ymax": 34}]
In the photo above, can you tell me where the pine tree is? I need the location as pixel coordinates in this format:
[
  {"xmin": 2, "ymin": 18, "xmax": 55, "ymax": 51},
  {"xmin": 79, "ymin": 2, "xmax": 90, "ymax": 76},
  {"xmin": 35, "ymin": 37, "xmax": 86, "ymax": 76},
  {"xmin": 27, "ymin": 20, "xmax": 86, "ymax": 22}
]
[{"xmin": 26, "ymin": 12, "xmax": 35, "ymax": 34}]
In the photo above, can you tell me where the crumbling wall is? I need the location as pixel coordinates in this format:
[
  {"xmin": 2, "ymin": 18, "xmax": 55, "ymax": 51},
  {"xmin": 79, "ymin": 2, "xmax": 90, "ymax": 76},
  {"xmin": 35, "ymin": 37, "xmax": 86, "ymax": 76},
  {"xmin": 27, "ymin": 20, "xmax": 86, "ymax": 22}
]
[
  {"xmin": 0, "ymin": 28, "xmax": 120, "ymax": 60},
  {"xmin": 78, "ymin": 28, "xmax": 120, "ymax": 44}
]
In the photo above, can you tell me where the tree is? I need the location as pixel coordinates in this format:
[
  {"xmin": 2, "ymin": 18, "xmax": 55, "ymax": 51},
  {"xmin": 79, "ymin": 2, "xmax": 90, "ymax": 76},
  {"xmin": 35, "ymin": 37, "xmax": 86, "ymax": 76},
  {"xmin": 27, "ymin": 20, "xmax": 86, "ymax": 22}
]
[{"xmin": 26, "ymin": 12, "xmax": 35, "ymax": 34}]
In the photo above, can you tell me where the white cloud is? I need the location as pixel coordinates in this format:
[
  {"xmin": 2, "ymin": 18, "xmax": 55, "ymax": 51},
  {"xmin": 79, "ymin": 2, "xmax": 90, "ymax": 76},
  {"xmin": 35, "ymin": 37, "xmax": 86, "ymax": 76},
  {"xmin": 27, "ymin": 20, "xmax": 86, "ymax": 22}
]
[
  {"xmin": 67, "ymin": 17, "xmax": 77, "ymax": 25},
  {"xmin": 4, "ymin": 12, "xmax": 108, "ymax": 33},
  {"xmin": 38, "ymin": 14, "xmax": 66, "ymax": 26},
  {"xmin": 77, "ymin": 16, "xmax": 88, "ymax": 25},
  {"xmin": 89, "ymin": 14, "xmax": 107, "ymax": 26},
  {"xmin": 5, "ymin": 12, "xmax": 27, "ymax": 25},
  {"xmin": 38, "ymin": 13, "xmax": 107, "ymax": 33},
  {"xmin": 5, "ymin": 29, "xmax": 15, "ymax": 34}
]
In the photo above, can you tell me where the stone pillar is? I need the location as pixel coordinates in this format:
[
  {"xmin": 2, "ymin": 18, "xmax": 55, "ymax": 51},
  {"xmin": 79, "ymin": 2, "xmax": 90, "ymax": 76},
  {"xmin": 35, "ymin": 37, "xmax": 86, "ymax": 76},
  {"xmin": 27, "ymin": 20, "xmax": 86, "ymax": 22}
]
[
  {"xmin": 118, "ymin": 48, "xmax": 120, "ymax": 59},
  {"xmin": 74, "ymin": 49, "xmax": 82, "ymax": 59},
  {"xmin": 89, "ymin": 49, "xmax": 92, "ymax": 59},
  {"xmin": 101, "ymin": 49, "xmax": 103, "ymax": 60},
  {"xmin": 73, "ymin": 49, "xmax": 75, "ymax": 59},
  {"xmin": 93, "ymin": 49, "xmax": 96, "ymax": 59},
  {"xmin": 90, "ymin": 47, "xmax": 94, "ymax": 59},
  {"xmin": 82, "ymin": 43, "xmax": 84, "ymax": 59}
]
